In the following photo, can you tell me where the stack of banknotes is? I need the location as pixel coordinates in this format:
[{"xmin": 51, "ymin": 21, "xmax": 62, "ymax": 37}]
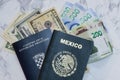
[{"xmin": 0, "ymin": 2, "xmax": 113, "ymax": 63}]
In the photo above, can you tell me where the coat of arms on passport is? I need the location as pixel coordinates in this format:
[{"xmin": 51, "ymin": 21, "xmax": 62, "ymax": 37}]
[
  {"xmin": 33, "ymin": 53, "xmax": 45, "ymax": 69},
  {"xmin": 38, "ymin": 30, "xmax": 93, "ymax": 80},
  {"xmin": 52, "ymin": 51, "xmax": 77, "ymax": 77}
]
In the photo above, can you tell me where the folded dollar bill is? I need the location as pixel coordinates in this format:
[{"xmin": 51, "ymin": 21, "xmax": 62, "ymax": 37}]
[{"xmin": 28, "ymin": 8, "xmax": 67, "ymax": 33}]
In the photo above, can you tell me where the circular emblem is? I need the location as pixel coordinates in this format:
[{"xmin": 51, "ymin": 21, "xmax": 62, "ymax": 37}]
[
  {"xmin": 44, "ymin": 21, "xmax": 52, "ymax": 28},
  {"xmin": 52, "ymin": 51, "xmax": 77, "ymax": 77}
]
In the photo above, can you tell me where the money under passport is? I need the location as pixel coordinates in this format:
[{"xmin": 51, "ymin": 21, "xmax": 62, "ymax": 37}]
[
  {"xmin": 1, "ymin": 2, "xmax": 113, "ymax": 63},
  {"xmin": 1, "ymin": 8, "xmax": 66, "ymax": 52},
  {"xmin": 60, "ymin": 2, "xmax": 113, "ymax": 63}
]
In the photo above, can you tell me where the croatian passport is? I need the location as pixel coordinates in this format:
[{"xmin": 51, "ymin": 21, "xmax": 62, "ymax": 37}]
[
  {"xmin": 12, "ymin": 29, "xmax": 52, "ymax": 80},
  {"xmin": 38, "ymin": 30, "xmax": 94, "ymax": 80}
]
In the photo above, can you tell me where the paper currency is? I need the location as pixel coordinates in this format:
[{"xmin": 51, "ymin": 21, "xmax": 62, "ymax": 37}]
[
  {"xmin": 5, "ymin": 42, "xmax": 14, "ymax": 51},
  {"xmin": 75, "ymin": 21, "xmax": 113, "ymax": 63},
  {"xmin": 2, "ymin": 10, "xmax": 40, "ymax": 44},
  {"xmin": 1, "ymin": 32, "xmax": 13, "ymax": 43},
  {"xmin": 1, "ymin": 14, "xmax": 28, "ymax": 52},
  {"xmin": 28, "ymin": 8, "xmax": 66, "ymax": 33},
  {"xmin": 2, "ymin": 14, "xmax": 25, "ymax": 43},
  {"xmin": 0, "ymin": 39, "xmax": 15, "ymax": 53},
  {"xmin": 72, "ymin": 26, "xmax": 91, "ymax": 40},
  {"xmin": 61, "ymin": 2, "xmax": 113, "ymax": 63},
  {"xmin": 0, "ymin": 2, "xmax": 113, "ymax": 62},
  {"xmin": 0, "ymin": 15, "xmax": 22, "ymax": 52},
  {"xmin": 68, "ymin": 3, "xmax": 86, "ymax": 20},
  {"xmin": 61, "ymin": 2, "xmax": 86, "ymax": 20},
  {"xmin": 60, "ymin": 2, "xmax": 99, "ymax": 34},
  {"xmin": 66, "ymin": 9, "xmax": 99, "ymax": 32},
  {"xmin": 60, "ymin": 2, "xmax": 73, "ymax": 19},
  {"xmin": 0, "ymin": 34, "xmax": 14, "ymax": 53},
  {"xmin": 87, "ymin": 21, "xmax": 112, "ymax": 63},
  {"xmin": 15, "ymin": 10, "xmax": 40, "ymax": 39},
  {"xmin": 61, "ymin": 2, "xmax": 86, "ymax": 32}
]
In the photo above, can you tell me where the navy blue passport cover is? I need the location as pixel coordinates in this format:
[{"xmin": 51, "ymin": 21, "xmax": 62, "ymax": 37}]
[
  {"xmin": 12, "ymin": 29, "xmax": 52, "ymax": 80},
  {"xmin": 39, "ymin": 30, "xmax": 93, "ymax": 80}
]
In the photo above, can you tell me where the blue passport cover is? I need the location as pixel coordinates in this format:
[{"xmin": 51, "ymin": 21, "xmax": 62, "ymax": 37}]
[
  {"xmin": 12, "ymin": 29, "xmax": 52, "ymax": 80},
  {"xmin": 39, "ymin": 30, "xmax": 94, "ymax": 80}
]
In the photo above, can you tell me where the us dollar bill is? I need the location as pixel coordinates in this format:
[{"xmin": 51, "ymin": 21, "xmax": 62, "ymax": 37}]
[
  {"xmin": 2, "ymin": 14, "xmax": 25, "ymax": 43},
  {"xmin": 4, "ymin": 42, "xmax": 14, "ymax": 52},
  {"xmin": 3, "ymin": 10, "xmax": 40, "ymax": 44},
  {"xmin": 1, "ymin": 32, "xmax": 13, "ymax": 43},
  {"xmin": 28, "ymin": 8, "xmax": 67, "ymax": 33},
  {"xmin": 15, "ymin": 10, "xmax": 40, "ymax": 39},
  {"xmin": 0, "ymin": 15, "xmax": 24, "ymax": 52},
  {"xmin": 3, "ymin": 14, "xmax": 26, "ymax": 43},
  {"xmin": 0, "ymin": 35, "xmax": 14, "ymax": 53}
]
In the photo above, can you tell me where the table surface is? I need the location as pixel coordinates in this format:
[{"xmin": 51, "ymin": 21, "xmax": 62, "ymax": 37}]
[{"xmin": 0, "ymin": 0, "xmax": 120, "ymax": 80}]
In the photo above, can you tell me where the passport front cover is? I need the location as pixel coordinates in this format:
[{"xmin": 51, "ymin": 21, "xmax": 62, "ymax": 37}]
[
  {"xmin": 39, "ymin": 30, "xmax": 93, "ymax": 80},
  {"xmin": 12, "ymin": 29, "xmax": 52, "ymax": 80}
]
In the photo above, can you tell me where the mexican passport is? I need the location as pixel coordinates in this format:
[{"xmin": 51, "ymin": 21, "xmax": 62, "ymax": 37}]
[
  {"xmin": 38, "ymin": 30, "xmax": 94, "ymax": 80},
  {"xmin": 12, "ymin": 29, "xmax": 52, "ymax": 80}
]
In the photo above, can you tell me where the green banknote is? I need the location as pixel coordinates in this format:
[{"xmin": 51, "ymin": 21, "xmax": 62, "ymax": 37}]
[
  {"xmin": 75, "ymin": 21, "xmax": 113, "ymax": 63},
  {"xmin": 87, "ymin": 21, "xmax": 112, "ymax": 63},
  {"xmin": 3, "ymin": 14, "xmax": 26, "ymax": 43}
]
